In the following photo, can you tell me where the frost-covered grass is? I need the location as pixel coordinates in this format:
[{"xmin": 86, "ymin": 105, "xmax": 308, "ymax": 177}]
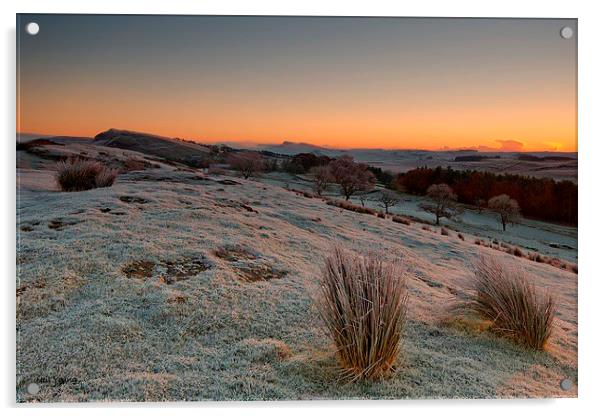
[
  {"xmin": 262, "ymin": 172, "xmax": 577, "ymax": 263},
  {"xmin": 16, "ymin": 146, "xmax": 577, "ymax": 401}
]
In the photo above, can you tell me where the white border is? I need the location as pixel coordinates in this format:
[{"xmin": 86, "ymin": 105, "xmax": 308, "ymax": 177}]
[{"xmin": 3, "ymin": 1, "xmax": 601, "ymax": 414}]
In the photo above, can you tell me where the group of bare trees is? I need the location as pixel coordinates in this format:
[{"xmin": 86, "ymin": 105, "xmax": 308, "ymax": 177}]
[
  {"xmin": 419, "ymin": 183, "xmax": 520, "ymax": 231},
  {"xmin": 228, "ymin": 152, "xmax": 521, "ymax": 232}
]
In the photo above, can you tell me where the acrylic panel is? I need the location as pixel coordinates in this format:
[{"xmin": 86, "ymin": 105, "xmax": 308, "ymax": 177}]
[{"xmin": 16, "ymin": 14, "xmax": 577, "ymax": 402}]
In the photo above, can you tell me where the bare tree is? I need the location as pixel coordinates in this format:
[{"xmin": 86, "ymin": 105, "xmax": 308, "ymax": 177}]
[
  {"xmin": 420, "ymin": 183, "xmax": 461, "ymax": 225},
  {"xmin": 357, "ymin": 191, "xmax": 369, "ymax": 207},
  {"xmin": 475, "ymin": 198, "xmax": 486, "ymax": 214},
  {"xmin": 376, "ymin": 189, "xmax": 401, "ymax": 214},
  {"xmin": 227, "ymin": 152, "xmax": 264, "ymax": 179},
  {"xmin": 488, "ymin": 194, "xmax": 520, "ymax": 231},
  {"xmin": 309, "ymin": 165, "xmax": 331, "ymax": 196},
  {"xmin": 328, "ymin": 156, "xmax": 375, "ymax": 200}
]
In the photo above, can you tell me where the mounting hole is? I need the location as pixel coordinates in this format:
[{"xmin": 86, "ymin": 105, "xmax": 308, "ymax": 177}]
[
  {"xmin": 560, "ymin": 26, "xmax": 573, "ymax": 39},
  {"xmin": 560, "ymin": 378, "xmax": 573, "ymax": 391},
  {"xmin": 25, "ymin": 22, "xmax": 40, "ymax": 36},
  {"xmin": 27, "ymin": 383, "xmax": 40, "ymax": 395}
]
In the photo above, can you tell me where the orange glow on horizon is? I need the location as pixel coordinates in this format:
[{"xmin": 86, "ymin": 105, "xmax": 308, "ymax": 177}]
[
  {"xmin": 16, "ymin": 71, "xmax": 577, "ymax": 151},
  {"xmin": 17, "ymin": 96, "xmax": 577, "ymax": 152}
]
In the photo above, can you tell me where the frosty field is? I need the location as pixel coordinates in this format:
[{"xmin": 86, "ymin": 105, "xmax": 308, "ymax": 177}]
[{"xmin": 16, "ymin": 142, "xmax": 577, "ymax": 401}]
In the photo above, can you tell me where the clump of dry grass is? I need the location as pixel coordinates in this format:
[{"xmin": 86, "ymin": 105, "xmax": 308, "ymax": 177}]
[
  {"xmin": 457, "ymin": 233, "xmax": 465, "ymax": 241},
  {"xmin": 392, "ymin": 215, "xmax": 411, "ymax": 225},
  {"xmin": 95, "ymin": 167, "xmax": 118, "ymax": 188},
  {"xmin": 512, "ymin": 246, "xmax": 524, "ymax": 258},
  {"xmin": 121, "ymin": 157, "xmax": 150, "ymax": 172},
  {"xmin": 290, "ymin": 188, "xmax": 315, "ymax": 198},
  {"xmin": 422, "ymin": 225, "xmax": 431, "ymax": 232},
  {"xmin": 440, "ymin": 227, "xmax": 450, "ymax": 236},
  {"xmin": 55, "ymin": 158, "xmax": 118, "ymax": 192},
  {"xmin": 461, "ymin": 255, "xmax": 556, "ymax": 350},
  {"xmin": 315, "ymin": 245, "xmax": 408, "ymax": 381},
  {"xmin": 326, "ymin": 199, "xmax": 377, "ymax": 215}
]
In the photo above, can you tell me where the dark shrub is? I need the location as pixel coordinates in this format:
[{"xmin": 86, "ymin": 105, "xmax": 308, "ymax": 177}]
[{"xmin": 56, "ymin": 158, "xmax": 118, "ymax": 192}]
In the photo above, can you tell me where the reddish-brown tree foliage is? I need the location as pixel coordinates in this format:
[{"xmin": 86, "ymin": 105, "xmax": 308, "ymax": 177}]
[
  {"xmin": 227, "ymin": 152, "xmax": 265, "ymax": 179},
  {"xmin": 328, "ymin": 156, "xmax": 376, "ymax": 200},
  {"xmin": 393, "ymin": 166, "xmax": 577, "ymax": 225}
]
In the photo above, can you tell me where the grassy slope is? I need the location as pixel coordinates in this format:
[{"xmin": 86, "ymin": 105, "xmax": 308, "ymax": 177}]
[{"xmin": 16, "ymin": 152, "xmax": 577, "ymax": 402}]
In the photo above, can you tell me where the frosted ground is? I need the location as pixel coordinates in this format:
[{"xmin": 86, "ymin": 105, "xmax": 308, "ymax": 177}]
[
  {"xmin": 262, "ymin": 172, "xmax": 577, "ymax": 263},
  {"xmin": 16, "ymin": 144, "xmax": 577, "ymax": 401}
]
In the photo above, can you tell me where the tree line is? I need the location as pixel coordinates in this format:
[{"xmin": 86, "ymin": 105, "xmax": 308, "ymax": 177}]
[
  {"xmin": 392, "ymin": 166, "xmax": 577, "ymax": 225},
  {"xmin": 226, "ymin": 152, "xmax": 576, "ymax": 226}
]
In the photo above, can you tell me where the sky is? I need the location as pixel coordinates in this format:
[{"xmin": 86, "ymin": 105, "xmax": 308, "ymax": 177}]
[{"xmin": 17, "ymin": 15, "xmax": 577, "ymax": 151}]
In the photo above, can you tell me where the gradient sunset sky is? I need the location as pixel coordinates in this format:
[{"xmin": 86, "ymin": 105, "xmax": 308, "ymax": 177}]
[{"xmin": 17, "ymin": 15, "xmax": 577, "ymax": 151}]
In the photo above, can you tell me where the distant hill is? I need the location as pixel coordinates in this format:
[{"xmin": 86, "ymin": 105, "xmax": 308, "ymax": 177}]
[
  {"xmin": 93, "ymin": 128, "xmax": 216, "ymax": 167},
  {"xmin": 259, "ymin": 141, "xmax": 341, "ymax": 156},
  {"xmin": 87, "ymin": 130, "xmax": 577, "ymax": 181},
  {"xmin": 17, "ymin": 133, "xmax": 91, "ymax": 144}
]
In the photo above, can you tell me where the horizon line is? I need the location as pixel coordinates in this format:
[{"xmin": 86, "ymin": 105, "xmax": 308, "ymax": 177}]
[{"xmin": 16, "ymin": 130, "xmax": 578, "ymax": 153}]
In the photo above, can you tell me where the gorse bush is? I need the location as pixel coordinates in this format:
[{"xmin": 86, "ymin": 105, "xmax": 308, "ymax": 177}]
[
  {"xmin": 55, "ymin": 158, "xmax": 118, "ymax": 192},
  {"xmin": 315, "ymin": 245, "xmax": 408, "ymax": 381},
  {"xmin": 462, "ymin": 255, "xmax": 556, "ymax": 350}
]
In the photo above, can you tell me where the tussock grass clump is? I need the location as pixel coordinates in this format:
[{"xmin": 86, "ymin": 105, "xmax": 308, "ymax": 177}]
[
  {"xmin": 315, "ymin": 245, "xmax": 408, "ymax": 381},
  {"xmin": 512, "ymin": 246, "xmax": 524, "ymax": 258},
  {"xmin": 55, "ymin": 158, "xmax": 118, "ymax": 192},
  {"xmin": 462, "ymin": 255, "xmax": 556, "ymax": 350},
  {"xmin": 440, "ymin": 227, "xmax": 450, "ymax": 236},
  {"xmin": 457, "ymin": 233, "xmax": 465, "ymax": 241},
  {"xmin": 95, "ymin": 167, "xmax": 119, "ymax": 188}
]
